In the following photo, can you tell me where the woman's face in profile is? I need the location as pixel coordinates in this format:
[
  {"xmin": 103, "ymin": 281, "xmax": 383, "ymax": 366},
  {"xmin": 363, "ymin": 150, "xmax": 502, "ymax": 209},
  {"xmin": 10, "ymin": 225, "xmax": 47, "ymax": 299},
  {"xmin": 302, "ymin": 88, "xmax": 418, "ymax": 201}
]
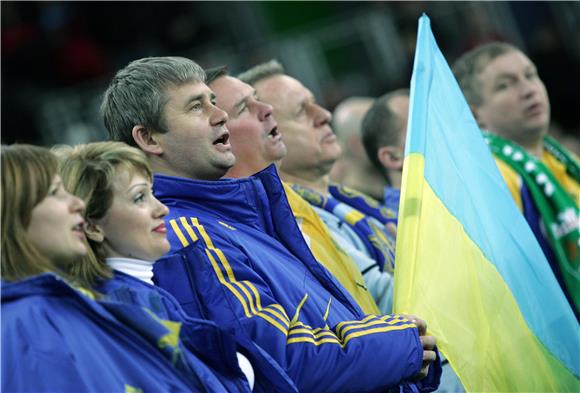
[
  {"xmin": 96, "ymin": 169, "xmax": 170, "ymax": 261},
  {"xmin": 26, "ymin": 175, "xmax": 87, "ymax": 267}
]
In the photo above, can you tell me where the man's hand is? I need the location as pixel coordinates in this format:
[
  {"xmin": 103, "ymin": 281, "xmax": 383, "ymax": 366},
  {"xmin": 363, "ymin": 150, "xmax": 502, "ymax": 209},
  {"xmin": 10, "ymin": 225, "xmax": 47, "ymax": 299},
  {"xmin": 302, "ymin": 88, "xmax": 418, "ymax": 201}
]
[
  {"xmin": 416, "ymin": 335, "xmax": 437, "ymax": 380},
  {"xmin": 403, "ymin": 314, "xmax": 437, "ymax": 380}
]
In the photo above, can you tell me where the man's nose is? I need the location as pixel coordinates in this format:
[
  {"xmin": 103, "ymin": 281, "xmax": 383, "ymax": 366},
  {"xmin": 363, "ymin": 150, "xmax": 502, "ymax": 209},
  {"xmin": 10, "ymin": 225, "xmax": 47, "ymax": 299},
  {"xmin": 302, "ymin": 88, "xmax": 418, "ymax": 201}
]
[
  {"xmin": 313, "ymin": 104, "xmax": 332, "ymax": 127},
  {"xmin": 211, "ymin": 105, "xmax": 229, "ymax": 127},
  {"xmin": 257, "ymin": 101, "xmax": 273, "ymax": 122}
]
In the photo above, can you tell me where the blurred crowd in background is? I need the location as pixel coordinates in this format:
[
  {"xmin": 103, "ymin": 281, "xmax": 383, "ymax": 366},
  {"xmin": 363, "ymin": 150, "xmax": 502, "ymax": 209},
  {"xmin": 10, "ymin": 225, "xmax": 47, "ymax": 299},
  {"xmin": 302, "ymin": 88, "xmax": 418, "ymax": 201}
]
[{"xmin": 2, "ymin": 1, "xmax": 579, "ymax": 150}]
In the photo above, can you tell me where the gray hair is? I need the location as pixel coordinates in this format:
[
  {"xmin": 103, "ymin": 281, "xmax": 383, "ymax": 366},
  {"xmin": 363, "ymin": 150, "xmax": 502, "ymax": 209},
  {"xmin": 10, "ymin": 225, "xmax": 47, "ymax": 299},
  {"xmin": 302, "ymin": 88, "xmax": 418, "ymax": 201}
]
[
  {"xmin": 452, "ymin": 42, "xmax": 519, "ymax": 106},
  {"xmin": 361, "ymin": 89, "xmax": 409, "ymax": 173},
  {"xmin": 101, "ymin": 56, "xmax": 206, "ymax": 146},
  {"xmin": 237, "ymin": 59, "xmax": 285, "ymax": 86}
]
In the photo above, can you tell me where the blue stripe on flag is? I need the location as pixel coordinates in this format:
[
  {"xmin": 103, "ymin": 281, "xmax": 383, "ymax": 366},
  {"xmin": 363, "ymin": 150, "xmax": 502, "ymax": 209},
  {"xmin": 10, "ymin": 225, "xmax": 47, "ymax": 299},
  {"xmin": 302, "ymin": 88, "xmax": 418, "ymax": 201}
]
[{"xmin": 406, "ymin": 14, "xmax": 579, "ymax": 375}]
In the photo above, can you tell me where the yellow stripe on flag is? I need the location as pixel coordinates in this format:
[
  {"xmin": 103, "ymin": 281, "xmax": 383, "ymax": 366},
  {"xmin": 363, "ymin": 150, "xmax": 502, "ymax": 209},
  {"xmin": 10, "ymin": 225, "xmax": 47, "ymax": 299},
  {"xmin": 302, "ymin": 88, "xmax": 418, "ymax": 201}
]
[{"xmin": 395, "ymin": 154, "xmax": 579, "ymax": 392}]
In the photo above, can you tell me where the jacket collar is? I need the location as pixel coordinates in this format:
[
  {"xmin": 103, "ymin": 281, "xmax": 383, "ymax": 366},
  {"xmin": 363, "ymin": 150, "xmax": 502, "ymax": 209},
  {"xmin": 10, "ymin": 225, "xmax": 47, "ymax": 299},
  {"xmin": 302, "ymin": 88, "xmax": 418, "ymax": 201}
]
[
  {"xmin": 2, "ymin": 273, "xmax": 85, "ymax": 301},
  {"xmin": 152, "ymin": 165, "xmax": 363, "ymax": 316},
  {"xmin": 1, "ymin": 273, "xmax": 126, "ymax": 324},
  {"xmin": 153, "ymin": 164, "xmax": 280, "ymax": 232}
]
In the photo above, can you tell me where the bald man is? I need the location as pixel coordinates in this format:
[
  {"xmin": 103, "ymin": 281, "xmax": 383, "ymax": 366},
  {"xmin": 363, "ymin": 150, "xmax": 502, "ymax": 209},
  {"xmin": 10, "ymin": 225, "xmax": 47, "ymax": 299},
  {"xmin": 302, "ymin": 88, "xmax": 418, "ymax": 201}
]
[{"xmin": 330, "ymin": 97, "xmax": 385, "ymax": 200}]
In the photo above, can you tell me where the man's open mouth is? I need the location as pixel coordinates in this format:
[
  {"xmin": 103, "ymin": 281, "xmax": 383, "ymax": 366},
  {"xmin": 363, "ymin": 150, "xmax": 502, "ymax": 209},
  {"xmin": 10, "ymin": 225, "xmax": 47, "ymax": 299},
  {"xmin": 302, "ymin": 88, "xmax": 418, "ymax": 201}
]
[{"xmin": 213, "ymin": 132, "xmax": 230, "ymax": 145}]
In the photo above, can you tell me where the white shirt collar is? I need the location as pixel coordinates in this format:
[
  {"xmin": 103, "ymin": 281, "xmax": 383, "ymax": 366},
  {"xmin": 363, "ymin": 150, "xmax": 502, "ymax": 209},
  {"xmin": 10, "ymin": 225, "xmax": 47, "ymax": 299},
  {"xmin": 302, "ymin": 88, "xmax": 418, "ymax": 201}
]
[{"xmin": 105, "ymin": 257, "xmax": 154, "ymax": 285}]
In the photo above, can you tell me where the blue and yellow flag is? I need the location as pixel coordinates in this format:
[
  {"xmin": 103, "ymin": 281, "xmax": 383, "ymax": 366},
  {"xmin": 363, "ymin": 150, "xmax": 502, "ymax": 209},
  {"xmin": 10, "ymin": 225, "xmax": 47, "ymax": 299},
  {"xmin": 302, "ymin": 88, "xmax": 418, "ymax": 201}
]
[{"xmin": 394, "ymin": 14, "xmax": 579, "ymax": 392}]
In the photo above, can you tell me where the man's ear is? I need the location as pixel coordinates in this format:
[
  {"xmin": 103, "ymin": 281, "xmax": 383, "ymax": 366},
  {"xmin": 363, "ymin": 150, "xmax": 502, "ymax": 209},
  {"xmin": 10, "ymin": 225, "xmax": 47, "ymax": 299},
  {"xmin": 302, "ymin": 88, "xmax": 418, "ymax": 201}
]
[
  {"xmin": 84, "ymin": 221, "xmax": 105, "ymax": 243},
  {"xmin": 132, "ymin": 125, "xmax": 163, "ymax": 155},
  {"xmin": 378, "ymin": 146, "xmax": 404, "ymax": 171}
]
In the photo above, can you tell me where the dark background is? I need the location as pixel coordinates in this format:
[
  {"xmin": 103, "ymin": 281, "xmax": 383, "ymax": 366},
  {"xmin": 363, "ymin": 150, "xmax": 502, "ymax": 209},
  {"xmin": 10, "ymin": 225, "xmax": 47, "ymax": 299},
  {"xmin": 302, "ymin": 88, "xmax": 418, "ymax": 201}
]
[{"xmin": 2, "ymin": 1, "xmax": 579, "ymax": 148}]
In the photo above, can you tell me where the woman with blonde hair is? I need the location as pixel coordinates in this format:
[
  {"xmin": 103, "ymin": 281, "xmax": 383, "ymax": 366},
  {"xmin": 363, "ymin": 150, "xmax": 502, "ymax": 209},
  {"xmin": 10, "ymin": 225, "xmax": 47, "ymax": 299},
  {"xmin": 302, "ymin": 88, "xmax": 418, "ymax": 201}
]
[
  {"xmin": 57, "ymin": 141, "xmax": 297, "ymax": 393},
  {"xmin": 1, "ymin": 144, "xmax": 203, "ymax": 392}
]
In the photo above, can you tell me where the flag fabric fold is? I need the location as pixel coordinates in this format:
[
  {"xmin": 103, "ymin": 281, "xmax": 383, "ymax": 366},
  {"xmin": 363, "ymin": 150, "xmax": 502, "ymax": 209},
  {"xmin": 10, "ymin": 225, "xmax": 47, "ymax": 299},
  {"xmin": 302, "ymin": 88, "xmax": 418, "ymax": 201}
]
[{"xmin": 394, "ymin": 14, "xmax": 579, "ymax": 392}]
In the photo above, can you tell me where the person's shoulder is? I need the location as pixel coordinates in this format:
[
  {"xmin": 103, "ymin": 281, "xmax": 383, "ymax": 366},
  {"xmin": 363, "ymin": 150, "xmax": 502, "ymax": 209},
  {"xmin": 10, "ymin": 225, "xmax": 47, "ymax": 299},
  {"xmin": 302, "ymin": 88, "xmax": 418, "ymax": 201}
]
[
  {"xmin": 102, "ymin": 271, "xmax": 153, "ymax": 296},
  {"xmin": 542, "ymin": 149, "xmax": 574, "ymax": 181},
  {"xmin": 492, "ymin": 156, "xmax": 523, "ymax": 210},
  {"xmin": 3, "ymin": 283, "xmax": 93, "ymax": 342},
  {"xmin": 164, "ymin": 208, "xmax": 231, "ymax": 255},
  {"xmin": 331, "ymin": 184, "xmax": 382, "ymax": 206},
  {"xmin": 542, "ymin": 149, "xmax": 580, "ymax": 199},
  {"xmin": 283, "ymin": 182, "xmax": 317, "ymax": 218},
  {"xmin": 493, "ymin": 156, "xmax": 521, "ymax": 185}
]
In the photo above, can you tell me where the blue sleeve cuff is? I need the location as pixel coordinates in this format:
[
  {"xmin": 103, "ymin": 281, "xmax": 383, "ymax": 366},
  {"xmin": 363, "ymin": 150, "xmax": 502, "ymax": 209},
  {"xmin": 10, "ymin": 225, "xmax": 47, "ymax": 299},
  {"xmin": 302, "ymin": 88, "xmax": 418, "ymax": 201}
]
[{"xmin": 415, "ymin": 347, "xmax": 443, "ymax": 393}]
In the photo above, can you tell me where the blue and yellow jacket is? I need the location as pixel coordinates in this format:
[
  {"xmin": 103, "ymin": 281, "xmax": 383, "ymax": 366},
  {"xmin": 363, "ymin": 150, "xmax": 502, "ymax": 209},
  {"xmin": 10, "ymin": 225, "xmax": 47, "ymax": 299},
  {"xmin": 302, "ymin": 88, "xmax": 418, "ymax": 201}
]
[
  {"xmin": 1, "ymin": 273, "xmax": 205, "ymax": 392},
  {"xmin": 153, "ymin": 165, "xmax": 441, "ymax": 393},
  {"xmin": 98, "ymin": 271, "xmax": 297, "ymax": 393}
]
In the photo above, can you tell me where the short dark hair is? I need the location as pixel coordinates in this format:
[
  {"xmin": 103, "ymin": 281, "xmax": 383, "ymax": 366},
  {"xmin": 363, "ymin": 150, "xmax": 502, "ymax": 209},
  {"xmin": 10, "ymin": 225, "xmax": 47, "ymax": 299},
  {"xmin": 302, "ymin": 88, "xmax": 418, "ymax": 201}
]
[
  {"xmin": 205, "ymin": 65, "xmax": 229, "ymax": 85},
  {"xmin": 452, "ymin": 42, "xmax": 519, "ymax": 106},
  {"xmin": 101, "ymin": 56, "xmax": 206, "ymax": 146},
  {"xmin": 361, "ymin": 89, "xmax": 409, "ymax": 173}
]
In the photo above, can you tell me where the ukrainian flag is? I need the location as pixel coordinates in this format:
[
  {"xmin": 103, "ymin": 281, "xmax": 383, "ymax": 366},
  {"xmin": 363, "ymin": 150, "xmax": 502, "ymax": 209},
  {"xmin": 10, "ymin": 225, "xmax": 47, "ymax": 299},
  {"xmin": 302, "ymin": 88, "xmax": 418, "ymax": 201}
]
[{"xmin": 394, "ymin": 15, "xmax": 579, "ymax": 392}]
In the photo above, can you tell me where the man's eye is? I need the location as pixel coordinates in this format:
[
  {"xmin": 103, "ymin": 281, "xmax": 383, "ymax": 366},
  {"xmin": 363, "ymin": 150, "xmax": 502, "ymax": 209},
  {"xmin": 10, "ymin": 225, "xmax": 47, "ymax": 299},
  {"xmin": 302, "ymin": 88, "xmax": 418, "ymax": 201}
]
[
  {"xmin": 48, "ymin": 183, "xmax": 62, "ymax": 196},
  {"xmin": 134, "ymin": 193, "xmax": 145, "ymax": 203},
  {"xmin": 496, "ymin": 83, "xmax": 508, "ymax": 91},
  {"xmin": 191, "ymin": 102, "xmax": 202, "ymax": 110}
]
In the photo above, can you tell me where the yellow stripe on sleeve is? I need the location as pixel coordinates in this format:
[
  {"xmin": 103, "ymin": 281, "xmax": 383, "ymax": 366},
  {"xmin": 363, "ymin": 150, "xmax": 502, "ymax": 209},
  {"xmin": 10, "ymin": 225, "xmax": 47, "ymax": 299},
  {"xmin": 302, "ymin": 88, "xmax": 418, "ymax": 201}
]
[
  {"xmin": 336, "ymin": 315, "xmax": 375, "ymax": 333},
  {"xmin": 191, "ymin": 217, "xmax": 217, "ymax": 247},
  {"xmin": 230, "ymin": 280, "xmax": 290, "ymax": 329},
  {"xmin": 261, "ymin": 307, "xmax": 290, "ymax": 324},
  {"xmin": 322, "ymin": 298, "xmax": 332, "ymax": 322},
  {"xmin": 287, "ymin": 319, "xmax": 415, "ymax": 348},
  {"xmin": 204, "ymin": 248, "xmax": 252, "ymax": 318},
  {"xmin": 244, "ymin": 279, "xmax": 265, "ymax": 311},
  {"xmin": 231, "ymin": 280, "xmax": 260, "ymax": 315},
  {"xmin": 255, "ymin": 312, "xmax": 289, "ymax": 335},
  {"xmin": 289, "ymin": 327, "xmax": 338, "ymax": 340},
  {"xmin": 288, "ymin": 319, "xmax": 340, "ymax": 342},
  {"xmin": 291, "ymin": 294, "xmax": 309, "ymax": 324},
  {"xmin": 244, "ymin": 281, "xmax": 290, "ymax": 324},
  {"xmin": 169, "ymin": 219, "xmax": 189, "ymax": 247},
  {"xmin": 342, "ymin": 324, "xmax": 416, "ymax": 346},
  {"xmin": 287, "ymin": 336, "xmax": 342, "ymax": 346},
  {"xmin": 191, "ymin": 218, "xmax": 289, "ymax": 335},
  {"xmin": 378, "ymin": 315, "xmax": 410, "ymax": 325},
  {"xmin": 339, "ymin": 319, "xmax": 414, "ymax": 340},
  {"xmin": 268, "ymin": 303, "xmax": 290, "ymax": 320},
  {"xmin": 190, "ymin": 216, "xmax": 413, "ymax": 348},
  {"xmin": 180, "ymin": 217, "xmax": 198, "ymax": 242}
]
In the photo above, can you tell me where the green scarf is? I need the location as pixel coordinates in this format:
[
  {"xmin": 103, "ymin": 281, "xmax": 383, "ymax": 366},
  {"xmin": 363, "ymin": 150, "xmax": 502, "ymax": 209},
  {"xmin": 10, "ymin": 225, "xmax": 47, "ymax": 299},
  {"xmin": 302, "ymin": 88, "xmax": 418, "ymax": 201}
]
[{"xmin": 484, "ymin": 131, "xmax": 579, "ymax": 313}]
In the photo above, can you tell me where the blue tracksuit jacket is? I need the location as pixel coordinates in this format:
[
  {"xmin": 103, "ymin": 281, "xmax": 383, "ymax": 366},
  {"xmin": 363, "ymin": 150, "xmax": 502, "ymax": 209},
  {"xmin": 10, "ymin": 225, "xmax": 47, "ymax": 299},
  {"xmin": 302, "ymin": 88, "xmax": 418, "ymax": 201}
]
[
  {"xmin": 153, "ymin": 165, "xmax": 441, "ymax": 393},
  {"xmin": 97, "ymin": 270, "xmax": 297, "ymax": 393},
  {"xmin": 1, "ymin": 273, "xmax": 209, "ymax": 392}
]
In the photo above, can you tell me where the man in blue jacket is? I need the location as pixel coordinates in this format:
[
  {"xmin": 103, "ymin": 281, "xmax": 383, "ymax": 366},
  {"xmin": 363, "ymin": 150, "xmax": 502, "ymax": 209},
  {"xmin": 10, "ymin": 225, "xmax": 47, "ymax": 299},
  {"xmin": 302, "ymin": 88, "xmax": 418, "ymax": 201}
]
[
  {"xmin": 102, "ymin": 56, "xmax": 441, "ymax": 393},
  {"xmin": 238, "ymin": 60, "xmax": 399, "ymax": 312},
  {"xmin": 207, "ymin": 66, "xmax": 395, "ymax": 316}
]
